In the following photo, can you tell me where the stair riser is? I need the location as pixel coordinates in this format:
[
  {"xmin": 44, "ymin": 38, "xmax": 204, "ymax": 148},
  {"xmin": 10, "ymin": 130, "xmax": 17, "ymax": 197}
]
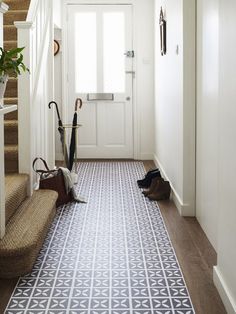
[
  {"xmin": 4, "ymin": 41, "xmax": 17, "ymax": 51},
  {"xmin": 3, "ymin": 0, "xmax": 31, "ymax": 10},
  {"xmin": 5, "ymin": 174, "xmax": 29, "ymax": 224},
  {"xmin": 4, "ymin": 130, "xmax": 18, "ymax": 145},
  {"xmin": 4, "ymin": 26, "xmax": 17, "ymax": 41},
  {"xmin": 5, "ymin": 111, "xmax": 18, "ymax": 120},
  {"xmin": 5, "ymin": 160, "xmax": 18, "ymax": 173},
  {"xmin": 4, "ymin": 11, "xmax": 27, "ymax": 25},
  {"xmin": 5, "ymin": 80, "xmax": 17, "ymax": 98}
]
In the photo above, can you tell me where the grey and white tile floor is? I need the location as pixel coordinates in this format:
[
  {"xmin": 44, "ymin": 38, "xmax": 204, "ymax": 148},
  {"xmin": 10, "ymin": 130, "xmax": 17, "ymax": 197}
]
[{"xmin": 5, "ymin": 162, "xmax": 195, "ymax": 314}]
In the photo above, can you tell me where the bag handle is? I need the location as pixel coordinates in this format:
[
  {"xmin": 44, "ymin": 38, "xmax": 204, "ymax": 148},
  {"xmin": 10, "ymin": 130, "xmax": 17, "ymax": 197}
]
[{"xmin": 32, "ymin": 157, "xmax": 54, "ymax": 174}]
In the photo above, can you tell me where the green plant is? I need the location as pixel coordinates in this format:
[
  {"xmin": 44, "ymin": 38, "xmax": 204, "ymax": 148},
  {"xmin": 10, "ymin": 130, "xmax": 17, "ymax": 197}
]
[{"xmin": 0, "ymin": 47, "xmax": 29, "ymax": 77}]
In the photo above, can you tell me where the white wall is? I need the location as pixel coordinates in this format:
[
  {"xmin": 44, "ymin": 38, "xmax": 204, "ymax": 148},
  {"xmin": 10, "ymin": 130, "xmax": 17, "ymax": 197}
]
[
  {"xmin": 56, "ymin": 0, "xmax": 155, "ymax": 161},
  {"xmin": 154, "ymin": 0, "xmax": 195, "ymax": 216},
  {"xmin": 54, "ymin": 28, "xmax": 63, "ymax": 160},
  {"xmin": 134, "ymin": 0, "xmax": 155, "ymax": 160},
  {"xmin": 53, "ymin": 0, "xmax": 62, "ymax": 28},
  {"xmin": 213, "ymin": 0, "xmax": 236, "ymax": 312},
  {"xmin": 196, "ymin": 0, "xmax": 219, "ymax": 250}
]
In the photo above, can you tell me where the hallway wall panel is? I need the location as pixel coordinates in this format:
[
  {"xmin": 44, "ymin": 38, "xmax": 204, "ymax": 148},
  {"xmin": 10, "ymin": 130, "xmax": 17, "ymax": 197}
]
[
  {"xmin": 154, "ymin": 0, "xmax": 195, "ymax": 216},
  {"xmin": 196, "ymin": 0, "xmax": 219, "ymax": 250}
]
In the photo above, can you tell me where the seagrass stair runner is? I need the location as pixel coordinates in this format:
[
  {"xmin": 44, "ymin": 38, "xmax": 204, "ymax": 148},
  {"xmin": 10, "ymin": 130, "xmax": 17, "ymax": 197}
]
[
  {"xmin": 5, "ymin": 162, "xmax": 195, "ymax": 313},
  {"xmin": 3, "ymin": 0, "xmax": 31, "ymax": 173}
]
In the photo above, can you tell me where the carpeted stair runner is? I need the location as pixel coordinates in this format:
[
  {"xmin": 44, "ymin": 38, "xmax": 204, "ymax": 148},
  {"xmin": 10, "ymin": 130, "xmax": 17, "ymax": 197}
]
[
  {"xmin": 3, "ymin": 0, "xmax": 30, "ymax": 173},
  {"xmin": 0, "ymin": 189, "xmax": 58, "ymax": 278},
  {"xmin": 1, "ymin": 174, "xmax": 58, "ymax": 278},
  {"xmin": 5, "ymin": 174, "xmax": 28, "ymax": 223}
]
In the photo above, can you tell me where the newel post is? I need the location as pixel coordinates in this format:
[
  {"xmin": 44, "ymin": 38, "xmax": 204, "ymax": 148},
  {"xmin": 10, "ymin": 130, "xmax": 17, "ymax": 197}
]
[{"xmin": 14, "ymin": 21, "xmax": 34, "ymax": 195}]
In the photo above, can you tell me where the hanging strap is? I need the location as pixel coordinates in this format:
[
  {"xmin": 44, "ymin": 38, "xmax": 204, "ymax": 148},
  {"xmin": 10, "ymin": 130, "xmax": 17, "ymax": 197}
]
[{"xmin": 32, "ymin": 157, "xmax": 56, "ymax": 174}]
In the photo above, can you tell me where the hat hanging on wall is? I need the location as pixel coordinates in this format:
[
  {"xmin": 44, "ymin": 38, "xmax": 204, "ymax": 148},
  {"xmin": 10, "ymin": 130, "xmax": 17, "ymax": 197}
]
[
  {"xmin": 159, "ymin": 7, "xmax": 167, "ymax": 56},
  {"xmin": 54, "ymin": 39, "xmax": 60, "ymax": 56}
]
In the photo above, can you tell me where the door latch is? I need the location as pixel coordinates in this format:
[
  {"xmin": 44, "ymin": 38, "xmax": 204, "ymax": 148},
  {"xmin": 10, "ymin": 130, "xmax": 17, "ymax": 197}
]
[{"xmin": 124, "ymin": 50, "xmax": 135, "ymax": 58}]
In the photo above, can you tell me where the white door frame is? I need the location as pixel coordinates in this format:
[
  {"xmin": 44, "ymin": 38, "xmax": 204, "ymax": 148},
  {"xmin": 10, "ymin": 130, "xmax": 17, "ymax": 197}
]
[{"xmin": 62, "ymin": 0, "xmax": 140, "ymax": 159}]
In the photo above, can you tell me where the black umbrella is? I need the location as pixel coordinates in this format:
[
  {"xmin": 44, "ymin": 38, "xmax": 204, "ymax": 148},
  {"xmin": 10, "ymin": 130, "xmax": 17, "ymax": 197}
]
[
  {"xmin": 48, "ymin": 101, "xmax": 69, "ymax": 169},
  {"xmin": 68, "ymin": 98, "xmax": 82, "ymax": 171}
]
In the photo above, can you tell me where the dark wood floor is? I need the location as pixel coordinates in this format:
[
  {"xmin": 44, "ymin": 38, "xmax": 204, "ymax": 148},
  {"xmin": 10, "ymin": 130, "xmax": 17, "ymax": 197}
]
[
  {"xmin": 144, "ymin": 161, "xmax": 226, "ymax": 314},
  {"xmin": 0, "ymin": 160, "xmax": 226, "ymax": 314}
]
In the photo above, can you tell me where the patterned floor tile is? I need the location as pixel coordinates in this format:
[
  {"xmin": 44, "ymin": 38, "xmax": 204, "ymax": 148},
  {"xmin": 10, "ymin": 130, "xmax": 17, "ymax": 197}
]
[{"xmin": 5, "ymin": 162, "xmax": 194, "ymax": 314}]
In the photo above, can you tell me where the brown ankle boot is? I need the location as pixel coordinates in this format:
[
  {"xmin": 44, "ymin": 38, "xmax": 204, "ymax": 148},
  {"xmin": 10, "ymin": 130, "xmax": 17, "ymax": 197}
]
[
  {"xmin": 142, "ymin": 177, "xmax": 164, "ymax": 196},
  {"xmin": 148, "ymin": 181, "xmax": 171, "ymax": 201}
]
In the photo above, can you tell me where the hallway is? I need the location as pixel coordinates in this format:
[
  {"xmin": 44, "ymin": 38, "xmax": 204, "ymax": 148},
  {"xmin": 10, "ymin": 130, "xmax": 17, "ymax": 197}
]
[{"xmin": 1, "ymin": 161, "xmax": 225, "ymax": 313}]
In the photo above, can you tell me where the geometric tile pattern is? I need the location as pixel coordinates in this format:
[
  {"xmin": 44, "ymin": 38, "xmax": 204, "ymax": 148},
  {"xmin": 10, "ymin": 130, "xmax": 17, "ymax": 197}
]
[{"xmin": 5, "ymin": 162, "xmax": 195, "ymax": 313}]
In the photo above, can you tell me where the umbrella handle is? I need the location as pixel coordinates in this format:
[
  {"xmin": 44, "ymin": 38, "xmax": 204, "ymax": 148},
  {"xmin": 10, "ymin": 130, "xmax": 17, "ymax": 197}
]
[
  {"xmin": 75, "ymin": 98, "xmax": 83, "ymax": 111},
  {"xmin": 49, "ymin": 101, "xmax": 61, "ymax": 121}
]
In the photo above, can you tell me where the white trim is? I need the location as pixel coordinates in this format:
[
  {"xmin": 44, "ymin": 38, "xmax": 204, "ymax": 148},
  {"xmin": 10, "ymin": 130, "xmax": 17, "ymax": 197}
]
[
  {"xmin": 139, "ymin": 153, "xmax": 154, "ymax": 160},
  {"xmin": 65, "ymin": 0, "xmax": 135, "ymax": 4},
  {"xmin": 56, "ymin": 152, "xmax": 64, "ymax": 161},
  {"xmin": 62, "ymin": 0, "xmax": 139, "ymax": 159},
  {"xmin": 15, "ymin": 21, "xmax": 34, "ymax": 29},
  {"xmin": 0, "ymin": 2, "xmax": 8, "ymax": 14},
  {"xmin": 213, "ymin": 266, "xmax": 236, "ymax": 314},
  {"xmin": 153, "ymin": 154, "xmax": 192, "ymax": 216}
]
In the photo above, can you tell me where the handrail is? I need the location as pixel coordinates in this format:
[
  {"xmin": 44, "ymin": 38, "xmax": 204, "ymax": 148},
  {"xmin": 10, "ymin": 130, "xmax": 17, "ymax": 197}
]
[{"xmin": 26, "ymin": 0, "xmax": 39, "ymax": 22}]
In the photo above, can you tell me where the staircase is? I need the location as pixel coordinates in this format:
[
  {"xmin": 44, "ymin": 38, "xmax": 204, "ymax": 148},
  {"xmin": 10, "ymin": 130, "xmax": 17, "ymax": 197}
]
[
  {"xmin": 3, "ymin": 0, "xmax": 30, "ymax": 173},
  {"xmin": 0, "ymin": 175, "xmax": 58, "ymax": 278},
  {"xmin": 0, "ymin": 1, "xmax": 58, "ymax": 279}
]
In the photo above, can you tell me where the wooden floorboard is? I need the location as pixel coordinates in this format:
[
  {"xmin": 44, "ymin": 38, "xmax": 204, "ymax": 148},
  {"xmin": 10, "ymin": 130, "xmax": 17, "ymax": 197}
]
[
  {"xmin": 0, "ymin": 160, "xmax": 226, "ymax": 314},
  {"xmin": 0, "ymin": 278, "xmax": 18, "ymax": 313},
  {"xmin": 143, "ymin": 161, "xmax": 226, "ymax": 314}
]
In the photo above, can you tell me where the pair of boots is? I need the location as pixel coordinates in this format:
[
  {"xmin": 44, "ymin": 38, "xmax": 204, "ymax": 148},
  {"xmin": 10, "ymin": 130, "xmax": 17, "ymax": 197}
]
[{"xmin": 137, "ymin": 168, "xmax": 171, "ymax": 201}]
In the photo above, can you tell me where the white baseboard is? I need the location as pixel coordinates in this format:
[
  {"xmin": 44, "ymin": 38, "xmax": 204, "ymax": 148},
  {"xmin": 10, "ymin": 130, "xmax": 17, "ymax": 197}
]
[
  {"xmin": 55, "ymin": 152, "xmax": 64, "ymax": 161},
  {"xmin": 153, "ymin": 154, "xmax": 193, "ymax": 216},
  {"xmin": 213, "ymin": 266, "xmax": 236, "ymax": 314},
  {"xmin": 139, "ymin": 152, "xmax": 155, "ymax": 160}
]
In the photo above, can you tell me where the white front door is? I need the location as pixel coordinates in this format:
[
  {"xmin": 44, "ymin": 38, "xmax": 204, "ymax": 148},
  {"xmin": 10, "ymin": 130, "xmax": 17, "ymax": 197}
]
[{"xmin": 67, "ymin": 4, "xmax": 134, "ymax": 158}]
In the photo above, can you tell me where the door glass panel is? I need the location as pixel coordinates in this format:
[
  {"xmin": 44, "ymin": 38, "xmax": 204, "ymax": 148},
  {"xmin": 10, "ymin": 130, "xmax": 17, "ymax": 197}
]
[
  {"xmin": 103, "ymin": 12, "xmax": 125, "ymax": 93},
  {"xmin": 75, "ymin": 12, "xmax": 97, "ymax": 93}
]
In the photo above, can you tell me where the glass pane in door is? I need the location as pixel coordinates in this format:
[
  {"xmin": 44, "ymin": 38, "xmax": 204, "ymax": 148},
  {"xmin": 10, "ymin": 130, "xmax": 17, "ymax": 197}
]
[
  {"xmin": 75, "ymin": 12, "xmax": 97, "ymax": 93},
  {"xmin": 103, "ymin": 12, "xmax": 125, "ymax": 93}
]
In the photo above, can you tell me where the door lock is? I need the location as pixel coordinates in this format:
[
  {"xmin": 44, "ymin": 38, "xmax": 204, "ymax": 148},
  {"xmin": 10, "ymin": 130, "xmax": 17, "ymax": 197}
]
[{"xmin": 124, "ymin": 50, "xmax": 135, "ymax": 58}]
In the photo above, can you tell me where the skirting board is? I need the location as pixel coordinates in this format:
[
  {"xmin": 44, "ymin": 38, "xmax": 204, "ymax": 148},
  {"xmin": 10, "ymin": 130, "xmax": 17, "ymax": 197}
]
[
  {"xmin": 153, "ymin": 154, "xmax": 193, "ymax": 216},
  {"xmin": 213, "ymin": 266, "xmax": 236, "ymax": 314},
  {"xmin": 139, "ymin": 152, "xmax": 155, "ymax": 160}
]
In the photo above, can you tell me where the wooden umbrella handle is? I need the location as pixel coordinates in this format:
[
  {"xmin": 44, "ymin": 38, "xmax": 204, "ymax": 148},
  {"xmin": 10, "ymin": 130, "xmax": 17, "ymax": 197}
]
[{"xmin": 75, "ymin": 98, "xmax": 83, "ymax": 111}]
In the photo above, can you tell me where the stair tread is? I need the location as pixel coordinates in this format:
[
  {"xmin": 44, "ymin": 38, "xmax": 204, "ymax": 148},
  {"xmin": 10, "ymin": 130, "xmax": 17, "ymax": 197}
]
[
  {"xmin": 4, "ymin": 120, "xmax": 18, "ymax": 129},
  {"xmin": 4, "ymin": 144, "xmax": 18, "ymax": 152},
  {"xmin": 5, "ymin": 174, "xmax": 28, "ymax": 223},
  {"xmin": 0, "ymin": 189, "xmax": 57, "ymax": 277},
  {"xmin": 3, "ymin": 25, "xmax": 16, "ymax": 29},
  {"xmin": 4, "ymin": 145, "xmax": 18, "ymax": 162},
  {"xmin": 4, "ymin": 98, "xmax": 18, "ymax": 104},
  {"xmin": 1, "ymin": 189, "xmax": 58, "ymax": 251}
]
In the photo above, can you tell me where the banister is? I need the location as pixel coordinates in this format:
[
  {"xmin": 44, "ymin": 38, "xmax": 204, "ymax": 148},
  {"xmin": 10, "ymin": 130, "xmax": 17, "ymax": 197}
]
[
  {"xmin": 15, "ymin": 0, "xmax": 54, "ymax": 191},
  {"xmin": 26, "ymin": 0, "xmax": 39, "ymax": 22}
]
